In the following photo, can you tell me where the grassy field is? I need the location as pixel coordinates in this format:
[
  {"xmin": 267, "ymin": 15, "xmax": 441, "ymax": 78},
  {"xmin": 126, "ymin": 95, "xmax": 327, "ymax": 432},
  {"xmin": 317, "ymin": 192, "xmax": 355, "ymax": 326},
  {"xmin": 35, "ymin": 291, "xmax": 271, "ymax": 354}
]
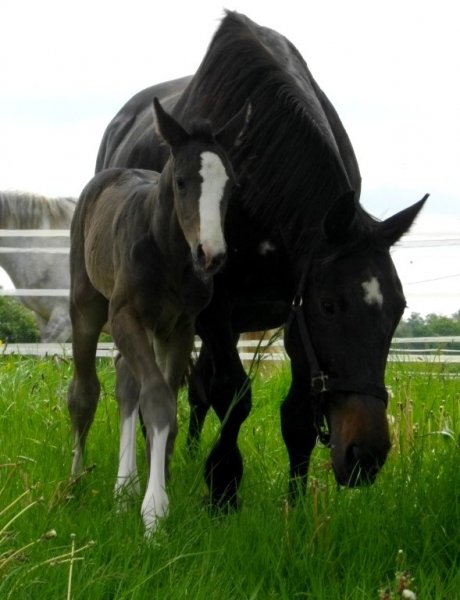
[{"xmin": 0, "ymin": 354, "xmax": 458, "ymax": 599}]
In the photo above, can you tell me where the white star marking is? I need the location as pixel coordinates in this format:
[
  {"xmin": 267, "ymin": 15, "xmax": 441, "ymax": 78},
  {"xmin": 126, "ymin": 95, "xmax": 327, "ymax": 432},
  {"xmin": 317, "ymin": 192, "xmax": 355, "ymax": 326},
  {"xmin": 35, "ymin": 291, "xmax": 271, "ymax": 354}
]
[{"xmin": 362, "ymin": 276, "xmax": 384, "ymax": 308}]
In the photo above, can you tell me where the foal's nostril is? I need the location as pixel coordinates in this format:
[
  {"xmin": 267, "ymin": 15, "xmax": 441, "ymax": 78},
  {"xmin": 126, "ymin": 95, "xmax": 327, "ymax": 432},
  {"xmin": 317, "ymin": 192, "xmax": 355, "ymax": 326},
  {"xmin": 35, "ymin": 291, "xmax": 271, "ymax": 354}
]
[
  {"xmin": 195, "ymin": 244, "xmax": 226, "ymax": 274},
  {"xmin": 197, "ymin": 243, "xmax": 206, "ymax": 265}
]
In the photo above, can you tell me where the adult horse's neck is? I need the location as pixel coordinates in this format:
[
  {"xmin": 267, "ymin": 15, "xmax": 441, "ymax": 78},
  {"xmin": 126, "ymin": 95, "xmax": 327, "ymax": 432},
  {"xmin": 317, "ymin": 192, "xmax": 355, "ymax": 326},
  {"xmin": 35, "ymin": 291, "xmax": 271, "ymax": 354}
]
[{"xmin": 174, "ymin": 11, "xmax": 361, "ymax": 257}]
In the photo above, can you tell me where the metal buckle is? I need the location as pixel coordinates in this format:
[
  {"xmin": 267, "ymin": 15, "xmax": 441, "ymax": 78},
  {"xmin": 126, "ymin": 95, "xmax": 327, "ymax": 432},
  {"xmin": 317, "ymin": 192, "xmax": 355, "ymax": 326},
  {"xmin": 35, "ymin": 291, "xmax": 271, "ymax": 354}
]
[
  {"xmin": 311, "ymin": 372, "xmax": 329, "ymax": 394},
  {"xmin": 292, "ymin": 295, "xmax": 303, "ymax": 308}
]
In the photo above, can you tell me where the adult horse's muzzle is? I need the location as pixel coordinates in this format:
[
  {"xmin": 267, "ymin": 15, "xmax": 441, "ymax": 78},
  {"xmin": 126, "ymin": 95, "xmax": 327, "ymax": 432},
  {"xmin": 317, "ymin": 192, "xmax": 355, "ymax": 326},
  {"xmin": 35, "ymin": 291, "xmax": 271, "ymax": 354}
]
[{"xmin": 326, "ymin": 392, "xmax": 391, "ymax": 487}]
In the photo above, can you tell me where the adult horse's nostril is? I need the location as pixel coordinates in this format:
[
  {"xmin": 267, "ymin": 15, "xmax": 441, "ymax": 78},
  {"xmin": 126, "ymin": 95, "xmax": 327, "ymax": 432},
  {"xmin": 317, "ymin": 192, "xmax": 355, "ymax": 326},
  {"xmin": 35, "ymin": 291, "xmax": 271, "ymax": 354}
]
[
  {"xmin": 345, "ymin": 443, "xmax": 379, "ymax": 486},
  {"xmin": 349, "ymin": 444, "xmax": 361, "ymax": 463}
]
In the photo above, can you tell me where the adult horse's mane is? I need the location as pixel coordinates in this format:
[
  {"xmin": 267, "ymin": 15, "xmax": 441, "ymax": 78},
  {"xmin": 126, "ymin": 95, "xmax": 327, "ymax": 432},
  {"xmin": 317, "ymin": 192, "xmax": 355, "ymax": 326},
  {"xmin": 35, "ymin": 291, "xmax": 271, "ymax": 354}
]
[
  {"xmin": 176, "ymin": 11, "xmax": 372, "ymax": 251},
  {"xmin": 0, "ymin": 191, "xmax": 76, "ymax": 229}
]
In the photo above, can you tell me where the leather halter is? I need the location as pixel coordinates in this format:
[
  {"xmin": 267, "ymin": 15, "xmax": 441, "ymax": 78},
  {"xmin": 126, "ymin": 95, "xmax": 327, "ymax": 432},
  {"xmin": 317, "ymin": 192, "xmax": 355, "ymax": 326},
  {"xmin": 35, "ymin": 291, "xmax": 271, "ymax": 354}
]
[{"xmin": 285, "ymin": 257, "xmax": 389, "ymax": 446}]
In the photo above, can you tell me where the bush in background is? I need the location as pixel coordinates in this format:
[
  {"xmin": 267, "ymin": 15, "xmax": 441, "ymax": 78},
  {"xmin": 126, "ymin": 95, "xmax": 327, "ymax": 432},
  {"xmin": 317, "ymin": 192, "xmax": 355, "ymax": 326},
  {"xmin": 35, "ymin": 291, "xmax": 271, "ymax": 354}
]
[{"xmin": 0, "ymin": 296, "xmax": 40, "ymax": 343}]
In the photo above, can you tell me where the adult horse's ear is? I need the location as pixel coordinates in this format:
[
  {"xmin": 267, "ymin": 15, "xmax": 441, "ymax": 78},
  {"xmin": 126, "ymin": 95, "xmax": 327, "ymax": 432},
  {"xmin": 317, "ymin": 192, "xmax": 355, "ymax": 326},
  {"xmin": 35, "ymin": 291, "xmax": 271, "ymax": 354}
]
[
  {"xmin": 153, "ymin": 97, "xmax": 189, "ymax": 149},
  {"xmin": 215, "ymin": 99, "xmax": 252, "ymax": 150},
  {"xmin": 379, "ymin": 194, "xmax": 428, "ymax": 246},
  {"xmin": 321, "ymin": 190, "xmax": 356, "ymax": 242}
]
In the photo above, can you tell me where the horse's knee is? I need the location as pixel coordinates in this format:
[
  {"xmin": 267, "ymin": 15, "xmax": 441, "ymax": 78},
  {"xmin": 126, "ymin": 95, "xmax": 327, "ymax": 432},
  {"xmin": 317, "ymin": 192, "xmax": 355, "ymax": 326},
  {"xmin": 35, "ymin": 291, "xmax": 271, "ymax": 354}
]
[{"xmin": 211, "ymin": 373, "xmax": 252, "ymax": 427}]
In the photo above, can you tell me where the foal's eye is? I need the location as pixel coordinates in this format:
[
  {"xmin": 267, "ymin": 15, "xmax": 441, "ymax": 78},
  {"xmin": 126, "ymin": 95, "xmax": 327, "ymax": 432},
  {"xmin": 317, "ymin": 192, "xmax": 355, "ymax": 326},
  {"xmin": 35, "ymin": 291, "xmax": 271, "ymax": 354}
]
[{"xmin": 175, "ymin": 177, "xmax": 186, "ymax": 191}]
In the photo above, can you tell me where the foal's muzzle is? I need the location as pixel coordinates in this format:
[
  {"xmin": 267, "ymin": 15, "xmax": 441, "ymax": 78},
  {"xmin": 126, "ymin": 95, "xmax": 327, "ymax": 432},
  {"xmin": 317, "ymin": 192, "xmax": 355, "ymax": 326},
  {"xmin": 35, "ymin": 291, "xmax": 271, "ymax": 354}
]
[{"xmin": 195, "ymin": 243, "xmax": 227, "ymax": 276}]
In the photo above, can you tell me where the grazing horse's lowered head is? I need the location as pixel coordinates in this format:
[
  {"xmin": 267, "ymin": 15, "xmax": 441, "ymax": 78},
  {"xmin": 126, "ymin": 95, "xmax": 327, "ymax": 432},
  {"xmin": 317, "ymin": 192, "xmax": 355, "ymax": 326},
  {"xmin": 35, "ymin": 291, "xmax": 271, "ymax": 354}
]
[{"xmin": 284, "ymin": 191, "xmax": 427, "ymax": 490}]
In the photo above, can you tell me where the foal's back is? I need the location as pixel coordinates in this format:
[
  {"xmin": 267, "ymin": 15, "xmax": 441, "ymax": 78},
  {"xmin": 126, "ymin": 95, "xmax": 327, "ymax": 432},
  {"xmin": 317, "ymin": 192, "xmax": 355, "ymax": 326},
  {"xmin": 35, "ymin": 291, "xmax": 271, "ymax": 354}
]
[{"xmin": 73, "ymin": 168, "xmax": 161, "ymax": 297}]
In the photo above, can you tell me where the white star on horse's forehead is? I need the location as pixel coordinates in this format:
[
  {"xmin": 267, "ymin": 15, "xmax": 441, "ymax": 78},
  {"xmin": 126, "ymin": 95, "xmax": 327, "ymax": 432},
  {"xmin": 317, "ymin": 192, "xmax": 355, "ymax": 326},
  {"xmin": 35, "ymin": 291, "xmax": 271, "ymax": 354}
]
[{"xmin": 362, "ymin": 276, "xmax": 384, "ymax": 308}]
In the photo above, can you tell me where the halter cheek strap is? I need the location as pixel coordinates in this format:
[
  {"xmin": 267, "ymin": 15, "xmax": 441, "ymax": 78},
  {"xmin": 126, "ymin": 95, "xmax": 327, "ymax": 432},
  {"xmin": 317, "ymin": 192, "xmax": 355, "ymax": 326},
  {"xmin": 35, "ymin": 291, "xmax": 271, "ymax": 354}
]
[{"xmin": 285, "ymin": 264, "xmax": 389, "ymax": 446}]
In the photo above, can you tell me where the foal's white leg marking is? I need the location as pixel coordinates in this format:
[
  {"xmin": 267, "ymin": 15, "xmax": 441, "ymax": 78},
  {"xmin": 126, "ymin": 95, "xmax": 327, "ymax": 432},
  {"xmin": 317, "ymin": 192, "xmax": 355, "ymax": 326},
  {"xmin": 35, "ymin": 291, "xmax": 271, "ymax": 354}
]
[
  {"xmin": 141, "ymin": 426, "xmax": 170, "ymax": 533},
  {"xmin": 114, "ymin": 407, "xmax": 139, "ymax": 496},
  {"xmin": 199, "ymin": 151, "xmax": 228, "ymax": 258},
  {"xmin": 362, "ymin": 276, "xmax": 384, "ymax": 307}
]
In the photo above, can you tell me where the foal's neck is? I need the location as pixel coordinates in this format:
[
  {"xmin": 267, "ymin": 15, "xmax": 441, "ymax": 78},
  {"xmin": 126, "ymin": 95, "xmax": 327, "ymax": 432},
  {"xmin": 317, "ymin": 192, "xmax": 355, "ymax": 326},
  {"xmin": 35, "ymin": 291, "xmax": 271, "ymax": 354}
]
[{"xmin": 148, "ymin": 163, "xmax": 190, "ymax": 266}]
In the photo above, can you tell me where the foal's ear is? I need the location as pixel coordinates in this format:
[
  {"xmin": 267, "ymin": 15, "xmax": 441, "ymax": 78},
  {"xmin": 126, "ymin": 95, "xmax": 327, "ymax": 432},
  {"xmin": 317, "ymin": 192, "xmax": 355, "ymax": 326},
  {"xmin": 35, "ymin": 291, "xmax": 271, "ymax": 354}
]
[
  {"xmin": 153, "ymin": 97, "xmax": 189, "ymax": 149},
  {"xmin": 215, "ymin": 99, "xmax": 252, "ymax": 150},
  {"xmin": 379, "ymin": 194, "xmax": 428, "ymax": 246},
  {"xmin": 321, "ymin": 190, "xmax": 357, "ymax": 242}
]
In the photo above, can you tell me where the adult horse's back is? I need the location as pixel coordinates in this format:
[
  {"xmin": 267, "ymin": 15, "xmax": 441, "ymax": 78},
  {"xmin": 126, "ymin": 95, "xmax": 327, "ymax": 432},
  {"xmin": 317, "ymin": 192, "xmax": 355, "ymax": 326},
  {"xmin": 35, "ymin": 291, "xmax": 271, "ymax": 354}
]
[{"xmin": 96, "ymin": 11, "xmax": 426, "ymax": 507}]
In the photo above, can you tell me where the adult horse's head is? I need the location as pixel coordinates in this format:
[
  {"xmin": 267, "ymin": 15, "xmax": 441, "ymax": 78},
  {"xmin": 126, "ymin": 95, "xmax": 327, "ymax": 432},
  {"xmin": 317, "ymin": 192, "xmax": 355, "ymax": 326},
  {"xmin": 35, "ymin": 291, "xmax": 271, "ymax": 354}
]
[
  {"xmin": 285, "ymin": 191, "xmax": 427, "ymax": 487},
  {"xmin": 153, "ymin": 97, "xmax": 251, "ymax": 278}
]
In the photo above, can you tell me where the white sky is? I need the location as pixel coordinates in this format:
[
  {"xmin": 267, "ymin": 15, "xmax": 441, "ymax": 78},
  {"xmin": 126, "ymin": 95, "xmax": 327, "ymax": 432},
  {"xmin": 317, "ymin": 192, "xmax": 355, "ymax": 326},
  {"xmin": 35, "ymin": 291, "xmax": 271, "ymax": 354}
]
[{"xmin": 1, "ymin": 0, "xmax": 459, "ymax": 316}]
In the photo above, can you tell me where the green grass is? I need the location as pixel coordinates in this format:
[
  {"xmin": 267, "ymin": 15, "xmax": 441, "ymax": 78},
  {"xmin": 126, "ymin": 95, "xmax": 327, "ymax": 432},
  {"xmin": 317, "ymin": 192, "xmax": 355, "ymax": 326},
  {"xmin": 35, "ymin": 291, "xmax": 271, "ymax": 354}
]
[{"xmin": 0, "ymin": 355, "xmax": 458, "ymax": 599}]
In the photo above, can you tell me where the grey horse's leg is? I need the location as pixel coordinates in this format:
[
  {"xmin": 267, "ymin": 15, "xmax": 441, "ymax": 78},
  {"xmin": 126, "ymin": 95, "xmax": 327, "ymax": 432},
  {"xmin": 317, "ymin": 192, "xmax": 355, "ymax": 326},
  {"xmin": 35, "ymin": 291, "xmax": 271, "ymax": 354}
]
[{"xmin": 42, "ymin": 305, "xmax": 72, "ymax": 342}]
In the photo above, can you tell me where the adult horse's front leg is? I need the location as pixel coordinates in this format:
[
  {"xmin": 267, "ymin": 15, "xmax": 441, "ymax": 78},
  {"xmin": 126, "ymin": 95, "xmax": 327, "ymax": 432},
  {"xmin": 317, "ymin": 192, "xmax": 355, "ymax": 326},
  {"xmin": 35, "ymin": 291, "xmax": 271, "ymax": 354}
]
[
  {"xmin": 280, "ymin": 369, "xmax": 317, "ymax": 502},
  {"xmin": 194, "ymin": 289, "xmax": 252, "ymax": 509}
]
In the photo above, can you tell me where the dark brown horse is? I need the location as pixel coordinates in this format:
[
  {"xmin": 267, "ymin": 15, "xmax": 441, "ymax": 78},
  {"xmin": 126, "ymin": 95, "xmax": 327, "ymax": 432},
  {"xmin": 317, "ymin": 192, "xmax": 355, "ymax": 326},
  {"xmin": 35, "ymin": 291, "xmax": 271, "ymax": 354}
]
[
  {"xmin": 68, "ymin": 98, "xmax": 250, "ymax": 531},
  {"xmin": 95, "ymin": 12, "xmax": 427, "ymax": 508}
]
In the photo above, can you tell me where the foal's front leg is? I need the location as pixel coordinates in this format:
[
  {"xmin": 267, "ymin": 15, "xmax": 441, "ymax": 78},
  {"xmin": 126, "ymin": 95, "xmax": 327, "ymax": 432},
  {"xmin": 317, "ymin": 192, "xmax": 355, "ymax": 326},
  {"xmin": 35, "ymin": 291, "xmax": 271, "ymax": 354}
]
[{"xmin": 111, "ymin": 306, "xmax": 177, "ymax": 532}]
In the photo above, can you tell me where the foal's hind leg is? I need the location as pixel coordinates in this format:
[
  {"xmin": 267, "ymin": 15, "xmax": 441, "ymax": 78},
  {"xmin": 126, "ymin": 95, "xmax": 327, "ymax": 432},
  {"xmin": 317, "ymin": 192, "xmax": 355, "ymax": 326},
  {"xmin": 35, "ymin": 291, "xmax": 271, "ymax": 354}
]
[
  {"xmin": 114, "ymin": 355, "xmax": 141, "ymax": 497},
  {"xmin": 67, "ymin": 291, "xmax": 107, "ymax": 475}
]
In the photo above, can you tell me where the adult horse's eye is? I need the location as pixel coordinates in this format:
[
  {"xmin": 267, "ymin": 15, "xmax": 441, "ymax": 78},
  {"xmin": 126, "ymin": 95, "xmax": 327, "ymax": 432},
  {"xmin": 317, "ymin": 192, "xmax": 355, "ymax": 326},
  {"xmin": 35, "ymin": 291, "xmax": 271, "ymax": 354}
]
[{"xmin": 320, "ymin": 297, "xmax": 336, "ymax": 316}]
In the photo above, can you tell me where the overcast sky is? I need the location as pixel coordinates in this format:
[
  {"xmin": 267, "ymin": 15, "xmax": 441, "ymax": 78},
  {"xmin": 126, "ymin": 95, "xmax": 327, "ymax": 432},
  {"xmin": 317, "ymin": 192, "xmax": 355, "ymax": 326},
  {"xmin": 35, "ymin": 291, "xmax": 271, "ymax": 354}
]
[{"xmin": 1, "ymin": 0, "xmax": 459, "ymax": 316}]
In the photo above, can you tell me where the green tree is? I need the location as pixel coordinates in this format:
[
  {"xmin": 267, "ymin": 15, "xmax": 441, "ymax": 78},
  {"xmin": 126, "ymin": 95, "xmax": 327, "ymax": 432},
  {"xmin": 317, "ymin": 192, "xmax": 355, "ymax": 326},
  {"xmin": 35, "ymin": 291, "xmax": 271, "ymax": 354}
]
[
  {"xmin": 425, "ymin": 313, "xmax": 460, "ymax": 336},
  {"xmin": 0, "ymin": 296, "xmax": 40, "ymax": 343}
]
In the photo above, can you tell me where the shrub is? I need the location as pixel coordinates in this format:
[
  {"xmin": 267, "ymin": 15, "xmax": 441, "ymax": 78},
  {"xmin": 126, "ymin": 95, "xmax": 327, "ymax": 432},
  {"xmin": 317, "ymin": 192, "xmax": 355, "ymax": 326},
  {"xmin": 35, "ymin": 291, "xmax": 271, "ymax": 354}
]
[{"xmin": 0, "ymin": 296, "xmax": 40, "ymax": 342}]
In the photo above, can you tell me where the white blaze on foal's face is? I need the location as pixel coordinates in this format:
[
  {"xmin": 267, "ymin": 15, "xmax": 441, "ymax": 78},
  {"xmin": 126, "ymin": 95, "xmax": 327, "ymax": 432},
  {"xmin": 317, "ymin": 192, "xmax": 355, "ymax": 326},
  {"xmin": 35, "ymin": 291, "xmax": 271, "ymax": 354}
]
[
  {"xmin": 198, "ymin": 151, "xmax": 228, "ymax": 256},
  {"xmin": 362, "ymin": 276, "xmax": 384, "ymax": 308}
]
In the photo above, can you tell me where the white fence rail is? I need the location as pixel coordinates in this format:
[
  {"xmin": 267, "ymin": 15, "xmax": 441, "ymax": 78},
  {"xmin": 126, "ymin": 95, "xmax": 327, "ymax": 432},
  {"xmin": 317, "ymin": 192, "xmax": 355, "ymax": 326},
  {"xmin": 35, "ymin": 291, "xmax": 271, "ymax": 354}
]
[
  {"xmin": 2, "ymin": 337, "xmax": 460, "ymax": 363},
  {"xmin": 0, "ymin": 228, "xmax": 70, "ymax": 298},
  {"xmin": 1, "ymin": 230, "xmax": 459, "ymax": 363}
]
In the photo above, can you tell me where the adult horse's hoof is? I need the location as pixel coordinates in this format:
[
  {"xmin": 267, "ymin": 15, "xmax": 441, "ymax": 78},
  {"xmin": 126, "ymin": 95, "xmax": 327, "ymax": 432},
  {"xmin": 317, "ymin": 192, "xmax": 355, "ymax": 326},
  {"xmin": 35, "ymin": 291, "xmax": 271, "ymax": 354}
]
[
  {"xmin": 202, "ymin": 492, "xmax": 241, "ymax": 514},
  {"xmin": 204, "ymin": 442, "xmax": 243, "ymax": 511}
]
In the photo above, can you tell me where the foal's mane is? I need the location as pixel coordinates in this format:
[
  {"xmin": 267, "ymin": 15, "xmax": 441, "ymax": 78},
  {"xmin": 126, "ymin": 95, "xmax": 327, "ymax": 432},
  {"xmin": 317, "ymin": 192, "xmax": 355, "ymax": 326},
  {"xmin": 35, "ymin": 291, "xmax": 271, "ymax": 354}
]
[
  {"xmin": 0, "ymin": 191, "xmax": 76, "ymax": 229},
  {"xmin": 179, "ymin": 11, "xmax": 372, "ymax": 251}
]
